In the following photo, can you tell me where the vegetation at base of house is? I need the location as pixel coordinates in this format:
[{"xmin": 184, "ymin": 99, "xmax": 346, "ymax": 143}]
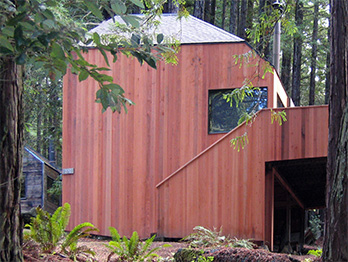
[
  {"xmin": 106, "ymin": 227, "xmax": 171, "ymax": 261},
  {"xmin": 307, "ymin": 248, "xmax": 322, "ymax": 257},
  {"xmin": 181, "ymin": 226, "xmax": 227, "ymax": 248},
  {"xmin": 181, "ymin": 226, "xmax": 256, "ymax": 251},
  {"xmin": 25, "ymin": 203, "xmax": 98, "ymax": 260},
  {"xmin": 25, "ymin": 203, "xmax": 71, "ymax": 252}
]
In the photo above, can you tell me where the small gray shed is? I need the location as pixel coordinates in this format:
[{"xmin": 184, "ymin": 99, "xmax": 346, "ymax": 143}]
[{"xmin": 21, "ymin": 147, "xmax": 61, "ymax": 214}]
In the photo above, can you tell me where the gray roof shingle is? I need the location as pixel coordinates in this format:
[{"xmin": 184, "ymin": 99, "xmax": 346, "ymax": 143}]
[{"xmin": 89, "ymin": 13, "xmax": 244, "ymax": 44}]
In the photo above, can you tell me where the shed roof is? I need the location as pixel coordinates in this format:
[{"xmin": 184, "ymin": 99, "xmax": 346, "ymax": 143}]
[
  {"xmin": 24, "ymin": 146, "xmax": 61, "ymax": 172},
  {"xmin": 89, "ymin": 13, "xmax": 244, "ymax": 44}
]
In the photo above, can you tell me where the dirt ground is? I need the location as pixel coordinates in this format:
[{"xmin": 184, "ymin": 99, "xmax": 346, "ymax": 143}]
[{"xmin": 23, "ymin": 238, "xmax": 322, "ymax": 262}]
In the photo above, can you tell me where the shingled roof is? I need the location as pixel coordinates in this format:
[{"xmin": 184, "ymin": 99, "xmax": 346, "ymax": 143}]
[{"xmin": 89, "ymin": 13, "xmax": 244, "ymax": 44}]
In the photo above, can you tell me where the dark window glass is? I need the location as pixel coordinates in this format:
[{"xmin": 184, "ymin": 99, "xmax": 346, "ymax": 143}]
[
  {"xmin": 47, "ymin": 176, "xmax": 60, "ymax": 205},
  {"xmin": 277, "ymin": 95, "xmax": 285, "ymax": 108},
  {"xmin": 208, "ymin": 87, "xmax": 268, "ymax": 134}
]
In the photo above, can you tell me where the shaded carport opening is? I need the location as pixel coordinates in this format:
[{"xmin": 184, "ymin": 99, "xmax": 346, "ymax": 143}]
[{"xmin": 266, "ymin": 157, "xmax": 326, "ymax": 252}]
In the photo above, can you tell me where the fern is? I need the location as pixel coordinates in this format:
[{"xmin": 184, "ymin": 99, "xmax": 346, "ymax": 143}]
[
  {"xmin": 106, "ymin": 227, "xmax": 171, "ymax": 261},
  {"xmin": 181, "ymin": 226, "xmax": 227, "ymax": 248},
  {"xmin": 61, "ymin": 222, "xmax": 99, "ymax": 261},
  {"xmin": 26, "ymin": 203, "xmax": 71, "ymax": 253}
]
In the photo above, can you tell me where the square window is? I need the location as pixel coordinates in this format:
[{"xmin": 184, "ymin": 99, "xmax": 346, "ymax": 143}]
[{"xmin": 208, "ymin": 87, "xmax": 268, "ymax": 134}]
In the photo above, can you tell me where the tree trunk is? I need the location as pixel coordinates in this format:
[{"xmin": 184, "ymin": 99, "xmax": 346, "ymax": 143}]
[
  {"xmin": 0, "ymin": 57, "xmax": 24, "ymax": 261},
  {"xmin": 237, "ymin": 0, "xmax": 247, "ymax": 39},
  {"xmin": 281, "ymin": 45, "xmax": 292, "ymax": 95},
  {"xmin": 229, "ymin": 0, "xmax": 238, "ymax": 34},
  {"xmin": 221, "ymin": 0, "xmax": 227, "ymax": 29},
  {"xmin": 163, "ymin": 0, "xmax": 179, "ymax": 13},
  {"xmin": 324, "ymin": 0, "xmax": 348, "ymax": 260},
  {"xmin": 325, "ymin": 18, "xmax": 331, "ymax": 105},
  {"xmin": 309, "ymin": 0, "xmax": 319, "ymax": 105},
  {"xmin": 291, "ymin": 0, "xmax": 303, "ymax": 106},
  {"xmin": 204, "ymin": 0, "xmax": 216, "ymax": 25},
  {"xmin": 245, "ymin": 0, "xmax": 254, "ymax": 41},
  {"xmin": 193, "ymin": 0, "xmax": 204, "ymax": 19}
]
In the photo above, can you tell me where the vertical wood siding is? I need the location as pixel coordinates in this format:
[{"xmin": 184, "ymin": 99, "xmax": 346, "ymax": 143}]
[
  {"xmin": 156, "ymin": 106, "xmax": 328, "ymax": 240},
  {"xmin": 62, "ymin": 42, "xmax": 324, "ymax": 239}
]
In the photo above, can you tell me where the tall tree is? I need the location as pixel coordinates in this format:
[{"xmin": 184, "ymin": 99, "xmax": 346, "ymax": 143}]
[
  {"xmin": 193, "ymin": 0, "xmax": 204, "ymax": 19},
  {"xmin": 204, "ymin": 0, "xmax": 216, "ymax": 24},
  {"xmin": 163, "ymin": 0, "xmax": 179, "ymax": 13},
  {"xmin": 308, "ymin": 0, "xmax": 319, "ymax": 105},
  {"xmin": 229, "ymin": 0, "xmax": 238, "ymax": 34},
  {"xmin": 291, "ymin": 0, "xmax": 303, "ymax": 106},
  {"xmin": 0, "ymin": 0, "xmax": 180, "ymax": 260},
  {"xmin": 237, "ymin": 0, "xmax": 247, "ymax": 38},
  {"xmin": 0, "ymin": 58, "xmax": 24, "ymax": 261},
  {"xmin": 323, "ymin": 0, "xmax": 348, "ymax": 260}
]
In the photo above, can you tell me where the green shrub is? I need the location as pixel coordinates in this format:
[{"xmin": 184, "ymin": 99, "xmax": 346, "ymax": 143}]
[
  {"xmin": 229, "ymin": 237, "xmax": 256, "ymax": 249},
  {"xmin": 26, "ymin": 202, "xmax": 99, "ymax": 261},
  {"xmin": 181, "ymin": 226, "xmax": 227, "ymax": 248},
  {"xmin": 25, "ymin": 203, "xmax": 71, "ymax": 252},
  {"xmin": 61, "ymin": 222, "xmax": 99, "ymax": 261},
  {"xmin": 307, "ymin": 248, "xmax": 322, "ymax": 257},
  {"xmin": 106, "ymin": 227, "xmax": 171, "ymax": 261}
]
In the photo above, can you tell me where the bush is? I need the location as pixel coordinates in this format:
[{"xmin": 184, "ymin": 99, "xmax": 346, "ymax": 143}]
[{"xmin": 106, "ymin": 227, "xmax": 171, "ymax": 261}]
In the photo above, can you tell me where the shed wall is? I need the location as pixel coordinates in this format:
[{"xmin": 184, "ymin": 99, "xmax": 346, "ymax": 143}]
[{"xmin": 63, "ymin": 43, "xmax": 288, "ymax": 238}]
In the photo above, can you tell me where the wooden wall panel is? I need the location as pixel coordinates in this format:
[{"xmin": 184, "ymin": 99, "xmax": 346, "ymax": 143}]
[
  {"xmin": 157, "ymin": 106, "xmax": 328, "ymax": 240},
  {"xmin": 62, "ymin": 41, "xmax": 320, "ymax": 239}
]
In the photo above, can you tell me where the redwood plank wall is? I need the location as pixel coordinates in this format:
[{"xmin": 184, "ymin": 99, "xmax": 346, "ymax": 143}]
[
  {"xmin": 62, "ymin": 41, "xmax": 322, "ymax": 239},
  {"xmin": 156, "ymin": 106, "xmax": 328, "ymax": 240}
]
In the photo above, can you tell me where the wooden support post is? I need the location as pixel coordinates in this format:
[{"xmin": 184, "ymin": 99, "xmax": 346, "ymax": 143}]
[{"xmin": 265, "ymin": 166, "xmax": 275, "ymax": 250}]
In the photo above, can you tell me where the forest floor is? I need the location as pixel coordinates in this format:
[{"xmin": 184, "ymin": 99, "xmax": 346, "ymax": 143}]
[{"xmin": 23, "ymin": 237, "xmax": 322, "ymax": 262}]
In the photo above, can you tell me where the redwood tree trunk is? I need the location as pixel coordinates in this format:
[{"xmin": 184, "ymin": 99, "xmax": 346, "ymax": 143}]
[
  {"xmin": 324, "ymin": 0, "xmax": 348, "ymax": 261},
  {"xmin": 291, "ymin": 0, "xmax": 303, "ymax": 106},
  {"xmin": 281, "ymin": 45, "xmax": 292, "ymax": 95},
  {"xmin": 0, "ymin": 57, "xmax": 24, "ymax": 261},
  {"xmin": 309, "ymin": 0, "xmax": 319, "ymax": 105},
  {"xmin": 229, "ymin": 0, "xmax": 238, "ymax": 34},
  {"xmin": 193, "ymin": 0, "xmax": 204, "ymax": 19}
]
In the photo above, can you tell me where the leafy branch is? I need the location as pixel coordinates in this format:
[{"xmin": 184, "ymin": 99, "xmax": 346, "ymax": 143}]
[
  {"xmin": 230, "ymin": 132, "xmax": 249, "ymax": 152},
  {"xmin": 270, "ymin": 109, "xmax": 287, "ymax": 125}
]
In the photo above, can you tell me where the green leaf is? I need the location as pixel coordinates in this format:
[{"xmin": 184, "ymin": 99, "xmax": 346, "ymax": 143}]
[
  {"xmin": 0, "ymin": 36, "xmax": 14, "ymax": 52},
  {"xmin": 79, "ymin": 69, "xmax": 89, "ymax": 82},
  {"xmin": 121, "ymin": 15, "xmax": 140, "ymax": 28},
  {"xmin": 7, "ymin": 12, "xmax": 27, "ymax": 26},
  {"xmin": 16, "ymin": 52, "xmax": 27, "ymax": 65},
  {"xmin": 157, "ymin": 33, "xmax": 164, "ymax": 44},
  {"xmin": 14, "ymin": 25, "xmax": 25, "ymax": 48},
  {"xmin": 98, "ymin": 48, "xmax": 110, "ymax": 67},
  {"xmin": 129, "ymin": 0, "xmax": 145, "ymax": 8},
  {"xmin": 111, "ymin": 0, "xmax": 127, "ymax": 14},
  {"xmin": 51, "ymin": 42, "xmax": 65, "ymax": 60},
  {"xmin": 84, "ymin": 0, "xmax": 104, "ymax": 20},
  {"xmin": 131, "ymin": 34, "xmax": 141, "ymax": 46}
]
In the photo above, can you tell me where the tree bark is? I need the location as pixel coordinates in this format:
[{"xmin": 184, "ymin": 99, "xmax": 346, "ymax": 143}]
[
  {"xmin": 229, "ymin": 0, "xmax": 238, "ymax": 34},
  {"xmin": 280, "ymin": 45, "xmax": 292, "ymax": 95},
  {"xmin": 193, "ymin": 0, "xmax": 204, "ymax": 19},
  {"xmin": 221, "ymin": 0, "xmax": 227, "ymax": 29},
  {"xmin": 0, "ymin": 57, "xmax": 24, "ymax": 261},
  {"xmin": 246, "ymin": 0, "xmax": 254, "ymax": 41},
  {"xmin": 324, "ymin": 0, "xmax": 348, "ymax": 260},
  {"xmin": 291, "ymin": 0, "xmax": 303, "ymax": 106},
  {"xmin": 204, "ymin": 0, "xmax": 216, "ymax": 25},
  {"xmin": 309, "ymin": 0, "xmax": 319, "ymax": 105},
  {"xmin": 163, "ymin": 0, "xmax": 179, "ymax": 13},
  {"xmin": 237, "ymin": 0, "xmax": 247, "ymax": 39}
]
